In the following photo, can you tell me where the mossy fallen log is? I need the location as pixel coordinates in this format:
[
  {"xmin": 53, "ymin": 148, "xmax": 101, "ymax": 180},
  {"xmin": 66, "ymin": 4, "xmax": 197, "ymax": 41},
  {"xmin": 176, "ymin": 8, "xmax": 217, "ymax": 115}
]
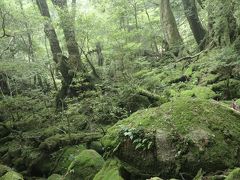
[{"xmin": 39, "ymin": 133, "xmax": 102, "ymax": 152}]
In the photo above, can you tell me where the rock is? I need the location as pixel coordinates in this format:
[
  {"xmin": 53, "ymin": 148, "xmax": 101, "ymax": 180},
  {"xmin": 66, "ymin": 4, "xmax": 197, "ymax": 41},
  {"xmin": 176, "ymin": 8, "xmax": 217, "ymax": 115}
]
[
  {"xmin": 212, "ymin": 79, "xmax": 240, "ymax": 99},
  {"xmin": 179, "ymin": 86, "xmax": 217, "ymax": 99},
  {"xmin": 29, "ymin": 145, "xmax": 86, "ymax": 177},
  {"xmin": 53, "ymin": 145, "xmax": 86, "ymax": 174},
  {"xmin": 0, "ymin": 164, "xmax": 11, "ymax": 176},
  {"xmin": 93, "ymin": 159, "xmax": 123, "ymax": 180},
  {"xmin": 102, "ymin": 97, "xmax": 240, "ymax": 178},
  {"xmin": 120, "ymin": 94, "xmax": 151, "ymax": 114},
  {"xmin": 236, "ymin": 99, "xmax": 240, "ymax": 106},
  {"xmin": 226, "ymin": 168, "xmax": 240, "ymax": 180},
  {"xmin": 67, "ymin": 149, "xmax": 104, "ymax": 180},
  {"xmin": 47, "ymin": 174, "xmax": 63, "ymax": 180},
  {"xmin": 0, "ymin": 171, "xmax": 23, "ymax": 180},
  {"xmin": 147, "ymin": 178, "xmax": 164, "ymax": 180},
  {"xmin": 0, "ymin": 125, "xmax": 10, "ymax": 139},
  {"xmin": 87, "ymin": 141, "xmax": 104, "ymax": 155}
]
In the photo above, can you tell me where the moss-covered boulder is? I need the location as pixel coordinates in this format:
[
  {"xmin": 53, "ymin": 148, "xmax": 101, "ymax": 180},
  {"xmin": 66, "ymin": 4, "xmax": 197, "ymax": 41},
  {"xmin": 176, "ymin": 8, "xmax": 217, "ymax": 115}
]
[
  {"xmin": 0, "ymin": 164, "xmax": 11, "ymax": 177},
  {"xmin": 93, "ymin": 159, "xmax": 123, "ymax": 180},
  {"xmin": 212, "ymin": 79, "xmax": 240, "ymax": 99},
  {"xmin": 53, "ymin": 145, "xmax": 86, "ymax": 174},
  {"xmin": 29, "ymin": 145, "xmax": 86, "ymax": 177},
  {"xmin": 236, "ymin": 99, "xmax": 240, "ymax": 106},
  {"xmin": 67, "ymin": 150, "xmax": 104, "ymax": 180},
  {"xmin": 102, "ymin": 98, "xmax": 240, "ymax": 178},
  {"xmin": 0, "ymin": 171, "xmax": 23, "ymax": 180},
  {"xmin": 47, "ymin": 174, "xmax": 63, "ymax": 180},
  {"xmin": 226, "ymin": 168, "xmax": 240, "ymax": 180},
  {"xmin": 179, "ymin": 86, "xmax": 217, "ymax": 99}
]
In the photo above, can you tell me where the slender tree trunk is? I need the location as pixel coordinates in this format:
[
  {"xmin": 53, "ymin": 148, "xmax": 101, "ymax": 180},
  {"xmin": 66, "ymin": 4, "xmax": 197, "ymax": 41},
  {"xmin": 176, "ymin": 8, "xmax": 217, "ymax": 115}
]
[
  {"xmin": 160, "ymin": 0, "xmax": 183, "ymax": 55},
  {"xmin": 207, "ymin": 0, "xmax": 238, "ymax": 46},
  {"xmin": 144, "ymin": 0, "xmax": 159, "ymax": 54},
  {"xmin": 19, "ymin": 0, "xmax": 35, "ymax": 62},
  {"xmin": 36, "ymin": 0, "xmax": 62, "ymax": 63},
  {"xmin": 96, "ymin": 42, "xmax": 104, "ymax": 66},
  {"xmin": 182, "ymin": 0, "xmax": 206, "ymax": 50}
]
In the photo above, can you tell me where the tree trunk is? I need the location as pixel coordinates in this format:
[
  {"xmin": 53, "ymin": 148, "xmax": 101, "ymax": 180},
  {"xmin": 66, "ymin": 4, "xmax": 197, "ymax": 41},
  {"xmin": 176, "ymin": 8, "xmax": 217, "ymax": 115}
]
[
  {"xmin": 96, "ymin": 42, "xmax": 104, "ymax": 66},
  {"xmin": 36, "ymin": 0, "xmax": 62, "ymax": 63},
  {"xmin": 36, "ymin": 0, "xmax": 73, "ymax": 109},
  {"xmin": 160, "ymin": 0, "xmax": 183, "ymax": 55},
  {"xmin": 51, "ymin": 0, "xmax": 86, "ymax": 73},
  {"xmin": 207, "ymin": 0, "xmax": 238, "ymax": 46},
  {"xmin": 19, "ymin": 0, "xmax": 35, "ymax": 62},
  {"xmin": 182, "ymin": 0, "xmax": 206, "ymax": 50}
]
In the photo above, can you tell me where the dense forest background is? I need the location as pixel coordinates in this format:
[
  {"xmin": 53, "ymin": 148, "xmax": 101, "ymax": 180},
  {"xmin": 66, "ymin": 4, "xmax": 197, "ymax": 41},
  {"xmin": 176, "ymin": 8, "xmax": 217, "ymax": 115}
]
[{"xmin": 0, "ymin": 0, "xmax": 240, "ymax": 180}]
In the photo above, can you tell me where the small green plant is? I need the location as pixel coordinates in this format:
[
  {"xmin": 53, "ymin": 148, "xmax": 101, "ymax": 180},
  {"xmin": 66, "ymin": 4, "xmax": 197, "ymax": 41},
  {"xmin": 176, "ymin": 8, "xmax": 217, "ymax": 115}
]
[{"xmin": 119, "ymin": 126, "xmax": 154, "ymax": 151}]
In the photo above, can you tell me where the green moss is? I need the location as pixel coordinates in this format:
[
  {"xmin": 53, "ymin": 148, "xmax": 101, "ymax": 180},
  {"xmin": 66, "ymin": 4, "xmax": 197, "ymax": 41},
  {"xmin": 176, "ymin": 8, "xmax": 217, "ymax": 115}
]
[
  {"xmin": 212, "ymin": 79, "xmax": 240, "ymax": 99},
  {"xmin": 93, "ymin": 159, "xmax": 123, "ymax": 180},
  {"xmin": 53, "ymin": 145, "xmax": 86, "ymax": 174},
  {"xmin": 47, "ymin": 174, "xmax": 63, "ymax": 180},
  {"xmin": 67, "ymin": 150, "xmax": 104, "ymax": 180},
  {"xmin": 0, "ymin": 164, "xmax": 11, "ymax": 177},
  {"xmin": 179, "ymin": 86, "xmax": 217, "ymax": 99},
  {"xmin": 102, "ymin": 97, "xmax": 240, "ymax": 177},
  {"xmin": 0, "ymin": 171, "xmax": 23, "ymax": 180},
  {"xmin": 184, "ymin": 67, "xmax": 193, "ymax": 77},
  {"xmin": 236, "ymin": 99, "xmax": 240, "ymax": 106},
  {"xmin": 226, "ymin": 168, "xmax": 240, "ymax": 180}
]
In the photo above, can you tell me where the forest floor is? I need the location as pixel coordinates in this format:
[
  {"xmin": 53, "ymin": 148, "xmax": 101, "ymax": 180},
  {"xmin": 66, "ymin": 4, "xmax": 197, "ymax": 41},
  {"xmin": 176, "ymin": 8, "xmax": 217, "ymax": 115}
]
[{"xmin": 0, "ymin": 47, "xmax": 240, "ymax": 180}]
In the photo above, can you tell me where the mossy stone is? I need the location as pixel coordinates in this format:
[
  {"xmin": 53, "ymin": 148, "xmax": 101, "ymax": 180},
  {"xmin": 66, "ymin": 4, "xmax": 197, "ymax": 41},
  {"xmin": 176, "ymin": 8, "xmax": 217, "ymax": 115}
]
[
  {"xmin": 93, "ymin": 159, "xmax": 123, "ymax": 180},
  {"xmin": 47, "ymin": 174, "xmax": 63, "ymax": 180},
  {"xmin": 102, "ymin": 97, "xmax": 240, "ymax": 178},
  {"xmin": 0, "ymin": 171, "xmax": 23, "ymax": 180},
  {"xmin": 179, "ymin": 86, "xmax": 216, "ymax": 99},
  {"xmin": 53, "ymin": 145, "xmax": 86, "ymax": 174},
  {"xmin": 67, "ymin": 149, "xmax": 104, "ymax": 180},
  {"xmin": 236, "ymin": 99, "xmax": 240, "ymax": 106},
  {"xmin": 0, "ymin": 164, "xmax": 11, "ymax": 177},
  {"xmin": 226, "ymin": 168, "xmax": 240, "ymax": 180}
]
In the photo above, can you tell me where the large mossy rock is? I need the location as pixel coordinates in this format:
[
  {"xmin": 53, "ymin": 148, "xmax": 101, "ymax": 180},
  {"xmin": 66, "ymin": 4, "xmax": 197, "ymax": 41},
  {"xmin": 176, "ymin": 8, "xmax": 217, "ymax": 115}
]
[
  {"xmin": 0, "ymin": 164, "xmax": 11, "ymax": 177},
  {"xmin": 0, "ymin": 171, "xmax": 23, "ymax": 180},
  {"xmin": 102, "ymin": 98, "xmax": 240, "ymax": 178},
  {"xmin": 47, "ymin": 174, "xmax": 63, "ymax": 180},
  {"xmin": 67, "ymin": 150, "xmax": 104, "ymax": 180},
  {"xmin": 179, "ymin": 86, "xmax": 217, "ymax": 99},
  {"xmin": 93, "ymin": 159, "xmax": 123, "ymax": 180},
  {"xmin": 226, "ymin": 168, "xmax": 240, "ymax": 180}
]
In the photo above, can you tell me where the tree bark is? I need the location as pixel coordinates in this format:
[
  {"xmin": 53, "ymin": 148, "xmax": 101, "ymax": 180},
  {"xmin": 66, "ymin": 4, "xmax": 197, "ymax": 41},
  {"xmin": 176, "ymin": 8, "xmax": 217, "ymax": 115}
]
[
  {"xmin": 96, "ymin": 42, "xmax": 104, "ymax": 66},
  {"xmin": 36, "ymin": 0, "xmax": 73, "ymax": 109},
  {"xmin": 207, "ymin": 0, "xmax": 238, "ymax": 46},
  {"xmin": 51, "ymin": 0, "xmax": 86, "ymax": 72},
  {"xmin": 160, "ymin": 0, "xmax": 183, "ymax": 55},
  {"xmin": 36, "ymin": 0, "xmax": 62, "ymax": 64},
  {"xmin": 182, "ymin": 0, "xmax": 206, "ymax": 50}
]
